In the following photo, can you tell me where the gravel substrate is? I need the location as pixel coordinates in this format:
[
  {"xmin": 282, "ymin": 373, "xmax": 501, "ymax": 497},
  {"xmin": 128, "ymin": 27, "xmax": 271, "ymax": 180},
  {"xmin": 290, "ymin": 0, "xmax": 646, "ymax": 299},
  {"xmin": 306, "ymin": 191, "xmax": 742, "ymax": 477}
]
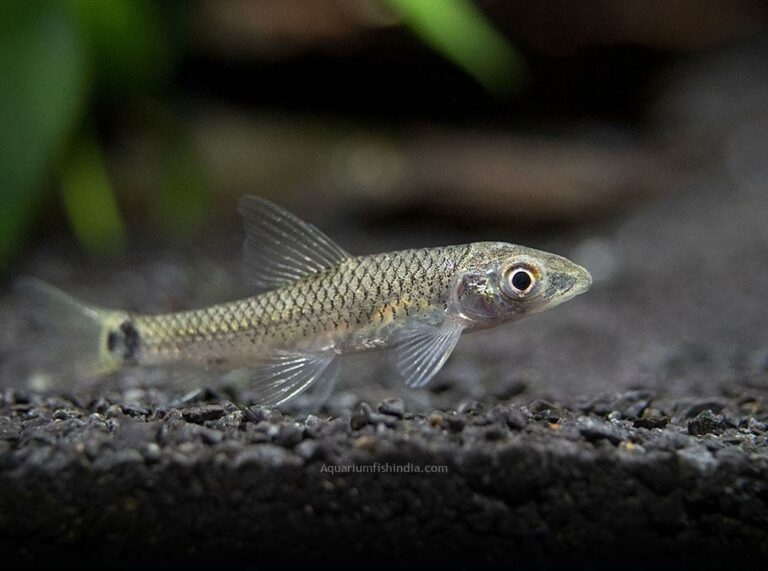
[{"xmin": 1, "ymin": 386, "xmax": 766, "ymax": 564}]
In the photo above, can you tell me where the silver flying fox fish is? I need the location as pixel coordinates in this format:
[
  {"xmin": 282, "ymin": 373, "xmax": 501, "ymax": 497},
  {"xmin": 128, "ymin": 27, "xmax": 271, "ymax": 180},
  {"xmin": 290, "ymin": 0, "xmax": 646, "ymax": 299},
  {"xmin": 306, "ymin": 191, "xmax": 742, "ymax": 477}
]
[{"xmin": 18, "ymin": 196, "xmax": 592, "ymax": 406}]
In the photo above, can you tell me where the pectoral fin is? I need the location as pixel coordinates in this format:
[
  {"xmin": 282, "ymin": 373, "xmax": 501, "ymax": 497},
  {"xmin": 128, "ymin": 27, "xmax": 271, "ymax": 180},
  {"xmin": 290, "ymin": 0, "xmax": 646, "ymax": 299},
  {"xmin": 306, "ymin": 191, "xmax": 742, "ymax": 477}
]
[
  {"xmin": 222, "ymin": 350, "xmax": 338, "ymax": 406},
  {"xmin": 396, "ymin": 320, "xmax": 465, "ymax": 388}
]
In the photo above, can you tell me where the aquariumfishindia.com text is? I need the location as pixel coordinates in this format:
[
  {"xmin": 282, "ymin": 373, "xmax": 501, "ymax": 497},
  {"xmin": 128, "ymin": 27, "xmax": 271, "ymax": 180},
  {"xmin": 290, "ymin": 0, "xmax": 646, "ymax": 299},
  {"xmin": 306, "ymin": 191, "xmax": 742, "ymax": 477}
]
[{"xmin": 320, "ymin": 462, "xmax": 448, "ymax": 474}]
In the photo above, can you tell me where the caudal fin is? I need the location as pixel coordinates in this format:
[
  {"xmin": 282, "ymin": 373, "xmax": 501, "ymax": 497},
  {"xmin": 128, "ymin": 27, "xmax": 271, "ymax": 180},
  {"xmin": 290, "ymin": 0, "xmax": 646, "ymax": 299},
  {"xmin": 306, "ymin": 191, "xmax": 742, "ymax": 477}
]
[{"xmin": 12, "ymin": 278, "xmax": 125, "ymax": 389}]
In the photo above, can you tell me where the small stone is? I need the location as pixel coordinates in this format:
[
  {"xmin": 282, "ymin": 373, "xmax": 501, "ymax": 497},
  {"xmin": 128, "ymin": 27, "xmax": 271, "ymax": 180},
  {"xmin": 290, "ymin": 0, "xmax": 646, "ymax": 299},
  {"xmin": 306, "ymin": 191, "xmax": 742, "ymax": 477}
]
[
  {"xmin": 483, "ymin": 426, "xmax": 505, "ymax": 441},
  {"xmin": 580, "ymin": 391, "xmax": 652, "ymax": 419},
  {"xmin": 105, "ymin": 404, "xmax": 123, "ymax": 419},
  {"xmin": 634, "ymin": 416, "xmax": 669, "ymax": 430},
  {"xmin": 52, "ymin": 408, "xmax": 80, "ymax": 421},
  {"xmin": 529, "ymin": 399, "xmax": 554, "ymax": 413},
  {"xmin": 295, "ymin": 440, "xmax": 319, "ymax": 460},
  {"xmin": 0, "ymin": 417, "xmax": 19, "ymax": 441},
  {"xmin": 233, "ymin": 445, "xmax": 294, "ymax": 468},
  {"xmin": 181, "ymin": 405, "xmax": 226, "ymax": 424},
  {"xmin": 4, "ymin": 389, "xmax": 30, "ymax": 405},
  {"xmin": 209, "ymin": 410, "xmax": 244, "ymax": 430},
  {"xmin": 747, "ymin": 419, "xmax": 766, "ymax": 434},
  {"xmin": 350, "ymin": 403, "xmax": 373, "ymax": 430},
  {"xmin": 276, "ymin": 423, "xmax": 304, "ymax": 447},
  {"xmin": 353, "ymin": 435, "xmax": 377, "ymax": 450},
  {"xmin": 378, "ymin": 398, "xmax": 405, "ymax": 418},
  {"xmin": 90, "ymin": 397, "xmax": 110, "ymax": 414},
  {"xmin": 503, "ymin": 408, "xmax": 527, "ymax": 431},
  {"xmin": 121, "ymin": 403, "xmax": 149, "ymax": 418},
  {"xmin": 457, "ymin": 400, "xmax": 485, "ymax": 414},
  {"xmin": 238, "ymin": 405, "xmax": 269, "ymax": 424},
  {"xmin": 445, "ymin": 414, "xmax": 465, "ymax": 432},
  {"xmin": 688, "ymin": 410, "xmax": 731, "ymax": 435},
  {"xmin": 144, "ymin": 442, "xmax": 161, "ymax": 463},
  {"xmin": 579, "ymin": 418, "xmax": 626, "ymax": 445},
  {"xmin": 427, "ymin": 412, "xmax": 445, "ymax": 427},
  {"xmin": 199, "ymin": 427, "xmax": 224, "ymax": 445},
  {"xmin": 528, "ymin": 400, "xmax": 563, "ymax": 423}
]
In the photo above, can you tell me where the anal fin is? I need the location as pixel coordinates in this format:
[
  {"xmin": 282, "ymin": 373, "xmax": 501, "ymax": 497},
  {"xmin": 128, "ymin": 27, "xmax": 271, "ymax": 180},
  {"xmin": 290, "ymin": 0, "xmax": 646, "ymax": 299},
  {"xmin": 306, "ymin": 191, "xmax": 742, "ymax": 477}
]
[{"xmin": 222, "ymin": 351, "xmax": 338, "ymax": 406}]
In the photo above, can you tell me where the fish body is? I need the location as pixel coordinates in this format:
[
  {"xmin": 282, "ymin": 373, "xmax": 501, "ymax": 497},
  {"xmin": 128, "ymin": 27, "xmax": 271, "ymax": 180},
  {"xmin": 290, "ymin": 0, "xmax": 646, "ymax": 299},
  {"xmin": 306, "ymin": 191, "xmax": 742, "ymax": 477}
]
[
  {"xmin": 132, "ymin": 246, "xmax": 468, "ymax": 366},
  {"xmin": 20, "ymin": 197, "xmax": 592, "ymax": 405}
]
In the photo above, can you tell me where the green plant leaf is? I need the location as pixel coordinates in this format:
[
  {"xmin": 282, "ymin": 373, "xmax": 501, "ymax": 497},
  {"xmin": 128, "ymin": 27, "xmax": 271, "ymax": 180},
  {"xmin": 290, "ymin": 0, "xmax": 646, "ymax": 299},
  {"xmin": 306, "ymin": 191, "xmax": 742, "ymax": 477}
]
[
  {"xmin": 384, "ymin": 0, "xmax": 524, "ymax": 95},
  {"xmin": 59, "ymin": 131, "xmax": 126, "ymax": 257},
  {"xmin": 0, "ymin": 0, "xmax": 89, "ymax": 272}
]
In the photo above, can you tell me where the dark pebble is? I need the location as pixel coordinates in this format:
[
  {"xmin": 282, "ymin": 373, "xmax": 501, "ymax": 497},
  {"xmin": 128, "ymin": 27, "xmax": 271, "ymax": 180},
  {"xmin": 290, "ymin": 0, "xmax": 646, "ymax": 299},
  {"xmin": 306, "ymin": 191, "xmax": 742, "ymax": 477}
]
[
  {"xmin": 181, "ymin": 405, "xmax": 227, "ymax": 424},
  {"xmin": 580, "ymin": 391, "xmax": 653, "ymax": 419},
  {"xmin": 89, "ymin": 397, "xmax": 111, "ymax": 414},
  {"xmin": 579, "ymin": 418, "xmax": 626, "ymax": 445},
  {"xmin": 351, "ymin": 402, "xmax": 397, "ymax": 429},
  {"xmin": 276, "ymin": 423, "xmax": 304, "ymax": 447},
  {"xmin": 0, "ymin": 417, "xmax": 19, "ymax": 441},
  {"xmin": 350, "ymin": 403, "xmax": 373, "ymax": 430},
  {"xmin": 239, "ymin": 405, "xmax": 283, "ymax": 425},
  {"xmin": 483, "ymin": 426, "xmax": 505, "ymax": 441},
  {"xmin": 457, "ymin": 400, "xmax": 485, "ymax": 414},
  {"xmin": 378, "ymin": 398, "xmax": 405, "ymax": 418},
  {"xmin": 3, "ymin": 389, "xmax": 30, "ymax": 405},
  {"xmin": 52, "ymin": 408, "xmax": 81, "ymax": 421},
  {"xmin": 445, "ymin": 414, "xmax": 465, "ymax": 432},
  {"xmin": 528, "ymin": 400, "xmax": 563, "ymax": 423},
  {"xmin": 121, "ymin": 404, "xmax": 149, "ymax": 418},
  {"xmin": 503, "ymin": 408, "xmax": 527, "ymax": 431},
  {"xmin": 295, "ymin": 440, "xmax": 319, "ymax": 460},
  {"xmin": 11, "ymin": 403, "xmax": 33, "ymax": 413},
  {"xmin": 634, "ymin": 416, "xmax": 670, "ymax": 429},
  {"xmin": 688, "ymin": 410, "xmax": 732, "ymax": 435}
]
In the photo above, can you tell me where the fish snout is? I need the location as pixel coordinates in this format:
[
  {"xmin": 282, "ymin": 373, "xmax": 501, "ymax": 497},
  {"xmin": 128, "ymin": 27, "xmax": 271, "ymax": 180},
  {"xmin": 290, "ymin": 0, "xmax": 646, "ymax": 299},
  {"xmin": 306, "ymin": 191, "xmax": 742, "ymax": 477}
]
[{"xmin": 546, "ymin": 256, "xmax": 592, "ymax": 298}]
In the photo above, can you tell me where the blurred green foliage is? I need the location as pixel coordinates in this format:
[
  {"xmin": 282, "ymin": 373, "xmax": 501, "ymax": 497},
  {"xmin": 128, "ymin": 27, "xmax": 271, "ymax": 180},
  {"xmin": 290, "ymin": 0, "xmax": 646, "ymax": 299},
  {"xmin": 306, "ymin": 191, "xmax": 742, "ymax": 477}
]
[
  {"xmin": 70, "ymin": 0, "xmax": 170, "ymax": 98},
  {"xmin": 0, "ymin": 1, "xmax": 87, "ymax": 271},
  {"xmin": 59, "ymin": 129, "xmax": 126, "ymax": 257},
  {"xmin": 384, "ymin": 0, "xmax": 523, "ymax": 95},
  {"xmin": 0, "ymin": 0, "xmax": 194, "ymax": 273}
]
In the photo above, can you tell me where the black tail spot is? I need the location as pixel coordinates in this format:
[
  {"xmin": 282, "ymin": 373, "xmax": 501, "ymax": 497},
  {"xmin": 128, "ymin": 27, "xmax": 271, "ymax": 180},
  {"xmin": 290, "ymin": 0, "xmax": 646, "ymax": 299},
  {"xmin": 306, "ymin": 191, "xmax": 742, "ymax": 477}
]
[
  {"xmin": 107, "ymin": 331, "xmax": 119, "ymax": 352},
  {"xmin": 120, "ymin": 321, "xmax": 140, "ymax": 364}
]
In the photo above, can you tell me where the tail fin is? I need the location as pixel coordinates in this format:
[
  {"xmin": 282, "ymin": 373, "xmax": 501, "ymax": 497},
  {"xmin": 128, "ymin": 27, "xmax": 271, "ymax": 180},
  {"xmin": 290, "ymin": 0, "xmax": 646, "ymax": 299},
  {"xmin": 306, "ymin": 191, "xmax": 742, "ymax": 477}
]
[{"xmin": 12, "ymin": 277, "xmax": 125, "ymax": 390}]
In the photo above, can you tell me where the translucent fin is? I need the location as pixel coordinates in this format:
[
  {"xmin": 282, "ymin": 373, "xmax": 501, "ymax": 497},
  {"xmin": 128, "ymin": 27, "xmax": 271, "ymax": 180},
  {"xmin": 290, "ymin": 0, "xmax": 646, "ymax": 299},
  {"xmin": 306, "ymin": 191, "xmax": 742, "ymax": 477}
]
[
  {"xmin": 238, "ymin": 195, "xmax": 351, "ymax": 291},
  {"xmin": 396, "ymin": 320, "xmax": 465, "ymax": 388},
  {"xmin": 12, "ymin": 277, "xmax": 124, "ymax": 388},
  {"xmin": 222, "ymin": 350, "xmax": 338, "ymax": 406},
  {"xmin": 288, "ymin": 362, "xmax": 341, "ymax": 413}
]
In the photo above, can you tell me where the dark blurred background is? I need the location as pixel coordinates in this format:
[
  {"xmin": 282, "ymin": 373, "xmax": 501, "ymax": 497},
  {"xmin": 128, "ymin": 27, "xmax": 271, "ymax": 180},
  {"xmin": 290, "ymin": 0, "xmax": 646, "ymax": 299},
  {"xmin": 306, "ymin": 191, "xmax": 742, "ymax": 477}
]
[
  {"xmin": 2, "ymin": 0, "xmax": 765, "ymax": 268},
  {"xmin": 2, "ymin": 0, "xmax": 768, "ymax": 404}
]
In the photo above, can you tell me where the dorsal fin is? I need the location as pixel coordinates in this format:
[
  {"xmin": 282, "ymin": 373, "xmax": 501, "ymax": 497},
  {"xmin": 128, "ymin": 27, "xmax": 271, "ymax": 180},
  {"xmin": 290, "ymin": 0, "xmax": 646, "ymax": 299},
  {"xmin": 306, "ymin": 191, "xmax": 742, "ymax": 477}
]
[{"xmin": 238, "ymin": 196, "xmax": 350, "ymax": 291}]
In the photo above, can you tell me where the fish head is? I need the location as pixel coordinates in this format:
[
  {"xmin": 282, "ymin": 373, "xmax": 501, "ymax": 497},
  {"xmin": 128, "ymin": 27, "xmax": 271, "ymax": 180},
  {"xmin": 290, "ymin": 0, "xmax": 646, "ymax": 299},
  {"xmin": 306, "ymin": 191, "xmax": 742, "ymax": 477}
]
[{"xmin": 450, "ymin": 242, "xmax": 592, "ymax": 327}]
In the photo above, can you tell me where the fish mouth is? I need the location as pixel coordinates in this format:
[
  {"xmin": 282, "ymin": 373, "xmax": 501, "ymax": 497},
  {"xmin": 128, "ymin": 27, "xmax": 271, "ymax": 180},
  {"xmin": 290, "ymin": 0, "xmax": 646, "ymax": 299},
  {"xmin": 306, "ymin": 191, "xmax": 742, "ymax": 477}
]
[{"xmin": 566, "ymin": 263, "xmax": 592, "ymax": 296}]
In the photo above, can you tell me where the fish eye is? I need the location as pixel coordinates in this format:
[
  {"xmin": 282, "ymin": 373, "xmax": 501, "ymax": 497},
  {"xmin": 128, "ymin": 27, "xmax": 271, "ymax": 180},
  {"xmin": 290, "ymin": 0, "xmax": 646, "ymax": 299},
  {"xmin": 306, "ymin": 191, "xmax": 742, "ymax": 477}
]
[{"xmin": 502, "ymin": 265, "xmax": 538, "ymax": 298}]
